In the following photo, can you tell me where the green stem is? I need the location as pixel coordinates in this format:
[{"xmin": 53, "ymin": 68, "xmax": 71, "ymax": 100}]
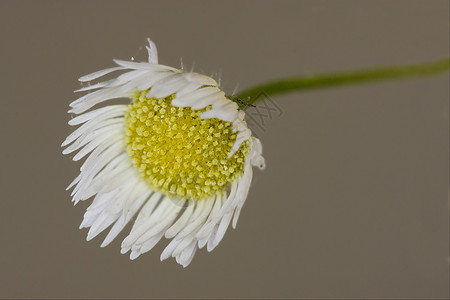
[{"xmin": 235, "ymin": 58, "xmax": 450, "ymax": 105}]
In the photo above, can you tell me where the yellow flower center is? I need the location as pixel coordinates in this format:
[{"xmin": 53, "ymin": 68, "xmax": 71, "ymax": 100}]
[{"xmin": 124, "ymin": 90, "xmax": 249, "ymax": 200}]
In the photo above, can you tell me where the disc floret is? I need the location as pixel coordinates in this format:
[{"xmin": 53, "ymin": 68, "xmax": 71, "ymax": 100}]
[{"xmin": 125, "ymin": 90, "xmax": 249, "ymax": 200}]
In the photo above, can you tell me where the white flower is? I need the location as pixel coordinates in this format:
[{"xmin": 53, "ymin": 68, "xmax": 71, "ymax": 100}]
[{"xmin": 62, "ymin": 39, "xmax": 265, "ymax": 267}]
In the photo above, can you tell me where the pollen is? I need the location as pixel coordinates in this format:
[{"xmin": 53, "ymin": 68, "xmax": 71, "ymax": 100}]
[{"xmin": 124, "ymin": 90, "xmax": 249, "ymax": 200}]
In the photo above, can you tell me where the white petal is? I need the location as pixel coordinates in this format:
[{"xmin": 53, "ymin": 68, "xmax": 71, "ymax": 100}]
[
  {"xmin": 210, "ymin": 211, "xmax": 233, "ymax": 250},
  {"xmin": 113, "ymin": 59, "xmax": 178, "ymax": 73},
  {"xmin": 78, "ymin": 66, "xmax": 125, "ymax": 82},
  {"xmin": 172, "ymin": 87, "xmax": 218, "ymax": 110},
  {"xmin": 176, "ymin": 239, "xmax": 197, "ymax": 265},
  {"xmin": 196, "ymin": 194, "xmax": 223, "ymax": 240},
  {"xmin": 122, "ymin": 196, "xmax": 172, "ymax": 249},
  {"xmin": 165, "ymin": 202, "xmax": 195, "ymax": 239},
  {"xmin": 134, "ymin": 200, "xmax": 184, "ymax": 245},
  {"xmin": 101, "ymin": 187, "xmax": 152, "ymax": 247},
  {"xmin": 175, "ymin": 198, "xmax": 213, "ymax": 240},
  {"xmin": 183, "ymin": 72, "xmax": 218, "ymax": 86},
  {"xmin": 74, "ymin": 80, "xmax": 114, "ymax": 92},
  {"xmin": 160, "ymin": 238, "xmax": 182, "ymax": 261},
  {"xmin": 146, "ymin": 73, "xmax": 189, "ymax": 99},
  {"xmin": 206, "ymin": 225, "xmax": 219, "ymax": 252},
  {"xmin": 146, "ymin": 38, "xmax": 158, "ymax": 64},
  {"xmin": 139, "ymin": 231, "xmax": 165, "ymax": 254},
  {"xmin": 67, "ymin": 105, "xmax": 126, "ymax": 127}
]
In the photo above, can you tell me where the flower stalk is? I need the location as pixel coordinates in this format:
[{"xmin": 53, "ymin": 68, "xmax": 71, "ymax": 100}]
[{"xmin": 235, "ymin": 58, "xmax": 450, "ymax": 105}]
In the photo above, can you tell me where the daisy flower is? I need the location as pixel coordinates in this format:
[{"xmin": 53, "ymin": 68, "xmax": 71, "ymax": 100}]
[{"xmin": 62, "ymin": 39, "xmax": 265, "ymax": 267}]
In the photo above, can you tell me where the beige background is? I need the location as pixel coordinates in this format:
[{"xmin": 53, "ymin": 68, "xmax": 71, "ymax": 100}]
[{"xmin": 0, "ymin": 0, "xmax": 448, "ymax": 299}]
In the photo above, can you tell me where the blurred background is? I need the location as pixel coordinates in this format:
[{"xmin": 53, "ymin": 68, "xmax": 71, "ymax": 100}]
[{"xmin": 0, "ymin": 0, "xmax": 448, "ymax": 299}]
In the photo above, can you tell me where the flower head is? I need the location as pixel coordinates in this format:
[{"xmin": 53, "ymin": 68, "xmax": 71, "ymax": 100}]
[{"xmin": 62, "ymin": 39, "xmax": 265, "ymax": 267}]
